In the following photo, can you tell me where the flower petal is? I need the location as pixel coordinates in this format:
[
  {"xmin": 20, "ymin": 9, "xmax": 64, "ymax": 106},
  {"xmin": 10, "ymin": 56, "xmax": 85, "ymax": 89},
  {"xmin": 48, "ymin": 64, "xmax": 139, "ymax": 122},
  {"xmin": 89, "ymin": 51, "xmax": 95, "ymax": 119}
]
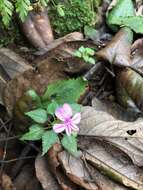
[
  {"xmin": 65, "ymin": 124, "xmax": 72, "ymax": 136},
  {"xmin": 55, "ymin": 107, "xmax": 66, "ymax": 121},
  {"xmin": 63, "ymin": 103, "xmax": 72, "ymax": 118},
  {"xmin": 71, "ymin": 123, "xmax": 79, "ymax": 131},
  {"xmin": 72, "ymin": 113, "xmax": 81, "ymax": 124},
  {"xmin": 53, "ymin": 124, "xmax": 65, "ymax": 133}
]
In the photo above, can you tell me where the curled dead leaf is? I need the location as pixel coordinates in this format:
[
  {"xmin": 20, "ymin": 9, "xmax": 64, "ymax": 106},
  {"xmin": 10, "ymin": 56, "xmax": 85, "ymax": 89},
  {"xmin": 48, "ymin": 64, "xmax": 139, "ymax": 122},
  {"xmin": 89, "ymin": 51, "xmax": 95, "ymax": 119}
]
[
  {"xmin": 58, "ymin": 151, "xmax": 98, "ymax": 190},
  {"xmin": 96, "ymin": 27, "xmax": 133, "ymax": 67}
]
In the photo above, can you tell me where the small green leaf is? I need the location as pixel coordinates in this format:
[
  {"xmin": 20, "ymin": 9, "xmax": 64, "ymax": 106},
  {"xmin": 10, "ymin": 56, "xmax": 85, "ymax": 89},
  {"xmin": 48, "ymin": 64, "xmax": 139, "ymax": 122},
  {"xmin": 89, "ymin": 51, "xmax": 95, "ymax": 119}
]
[
  {"xmin": 61, "ymin": 135, "xmax": 81, "ymax": 157},
  {"xmin": 26, "ymin": 89, "xmax": 39, "ymax": 101},
  {"xmin": 47, "ymin": 101, "xmax": 59, "ymax": 115},
  {"xmin": 79, "ymin": 46, "xmax": 85, "ymax": 53},
  {"xmin": 21, "ymin": 124, "xmax": 44, "ymax": 140},
  {"xmin": 85, "ymin": 48, "xmax": 95, "ymax": 56},
  {"xmin": 74, "ymin": 51, "xmax": 82, "ymax": 58},
  {"xmin": 57, "ymin": 4, "xmax": 65, "ymax": 17},
  {"xmin": 25, "ymin": 109, "xmax": 48, "ymax": 124},
  {"xmin": 83, "ymin": 54, "xmax": 89, "ymax": 62},
  {"xmin": 42, "ymin": 130, "xmax": 59, "ymax": 155},
  {"xmin": 88, "ymin": 57, "xmax": 96, "ymax": 64}
]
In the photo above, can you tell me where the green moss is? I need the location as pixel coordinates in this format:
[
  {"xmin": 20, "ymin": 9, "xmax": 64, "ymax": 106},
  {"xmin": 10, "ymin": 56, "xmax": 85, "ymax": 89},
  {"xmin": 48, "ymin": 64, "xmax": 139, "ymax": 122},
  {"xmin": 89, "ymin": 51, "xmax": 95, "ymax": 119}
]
[{"xmin": 49, "ymin": 0, "xmax": 99, "ymax": 36}]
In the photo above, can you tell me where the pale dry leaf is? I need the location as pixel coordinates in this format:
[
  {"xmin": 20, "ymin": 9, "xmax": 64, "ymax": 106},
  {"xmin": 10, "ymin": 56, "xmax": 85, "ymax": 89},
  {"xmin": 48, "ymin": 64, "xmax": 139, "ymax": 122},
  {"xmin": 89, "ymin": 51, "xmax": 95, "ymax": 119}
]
[
  {"xmin": 79, "ymin": 137, "xmax": 143, "ymax": 190},
  {"xmin": 79, "ymin": 106, "xmax": 143, "ymax": 166},
  {"xmin": 58, "ymin": 151, "xmax": 98, "ymax": 190}
]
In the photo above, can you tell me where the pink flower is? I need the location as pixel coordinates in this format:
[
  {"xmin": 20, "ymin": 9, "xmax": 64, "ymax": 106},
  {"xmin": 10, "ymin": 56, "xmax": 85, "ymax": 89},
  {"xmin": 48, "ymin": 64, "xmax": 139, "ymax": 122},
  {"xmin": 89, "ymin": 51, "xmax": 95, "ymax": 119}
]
[{"xmin": 53, "ymin": 103, "xmax": 81, "ymax": 136}]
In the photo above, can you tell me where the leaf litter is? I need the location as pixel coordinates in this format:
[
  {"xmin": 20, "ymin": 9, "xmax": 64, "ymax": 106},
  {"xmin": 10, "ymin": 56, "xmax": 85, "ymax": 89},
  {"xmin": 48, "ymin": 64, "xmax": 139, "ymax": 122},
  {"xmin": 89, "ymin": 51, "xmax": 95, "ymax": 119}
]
[{"xmin": 2, "ymin": 0, "xmax": 143, "ymax": 190}]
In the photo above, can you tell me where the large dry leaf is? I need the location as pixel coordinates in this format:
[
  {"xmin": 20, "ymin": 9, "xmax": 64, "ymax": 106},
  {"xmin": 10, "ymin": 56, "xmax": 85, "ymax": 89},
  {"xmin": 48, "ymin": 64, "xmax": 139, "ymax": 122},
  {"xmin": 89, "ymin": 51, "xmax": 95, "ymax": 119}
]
[
  {"xmin": 96, "ymin": 27, "xmax": 133, "ymax": 67},
  {"xmin": 116, "ymin": 68, "xmax": 143, "ymax": 112},
  {"xmin": 0, "ymin": 48, "xmax": 32, "ymax": 80},
  {"xmin": 79, "ymin": 106, "xmax": 143, "ymax": 167},
  {"xmin": 21, "ymin": 8, "xmax": 54, "ymax": 48},
  {"xmin": 3, "ymin": 58, "xmax": 68, "ymax": 115},
  {"xmin": 0, "ymin": 173, "xmax": 16, "ymax": 190},
  {"xmin": 92, "ymin": 97, "xmax": 138, "ymax": 121},
  {"xmin": 58, "ymin": 151, "xmax": 98, "ymax": 190},
  {"xmin": 35, "ymin": 156, "xmax": 59, "ymax": 190},
  {"xmin": 79, "ymin": 137, "xmax": 143, "ymax": 190}
]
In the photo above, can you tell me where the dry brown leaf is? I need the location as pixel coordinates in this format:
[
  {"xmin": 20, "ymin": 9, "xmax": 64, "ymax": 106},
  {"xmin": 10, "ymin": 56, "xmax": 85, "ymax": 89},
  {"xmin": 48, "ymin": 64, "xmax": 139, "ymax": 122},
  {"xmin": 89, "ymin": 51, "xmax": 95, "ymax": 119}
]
[
  {"xmin": 58, "ymin": 151, "xmax": 98, "ymax": 190},
  {"xmin": 36, "ymin": 32, "xmax": 84, "ymax": 56},
  {"xmin": 47, "ymin": 144, "xmax": 78, "ymax": 190},
  {"xmin": 116, "ymin": 68, "xmax": 143, "ymax": 112},
  {"xmin": 96, "ymin": 27, "xmax": 133, "ymax": 67},
  {"xmin": 79, "ymin": 106, "xmax": 143, "ymax": 167},
  {"xmin": 92, "ymin": 97, "xmax": 138, "ymax": 121},
  {"xmin": 79, "ymin": 137, "xmax": 143, "ymax": 190},
  {"xmin": 0, "ymin": 48, "xmax": 32, "ymax": 80},
  {"xmin": 35, "ymin": 155, "xmax": 60, "ymax": 190},
  {"xmin": 21, "ymin": 7, "xmax": 54, "ymax": 48}
]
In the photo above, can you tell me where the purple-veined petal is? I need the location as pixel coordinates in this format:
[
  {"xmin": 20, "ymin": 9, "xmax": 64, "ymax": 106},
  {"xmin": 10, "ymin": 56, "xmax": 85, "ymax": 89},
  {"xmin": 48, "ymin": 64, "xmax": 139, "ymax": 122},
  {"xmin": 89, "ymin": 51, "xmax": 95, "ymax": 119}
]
[
  {"xmin": 55, "ymin": 107, "xmax": 66, "ymax": 121},
  {"xmin": 65, "ymin": 124, "xmax": 72, "ymax": 136},
  {"xmin": 53, "ymin": 123, "xmax": 66, "ymax": 133},
  {"xmin": 72, "ymin": 113, "xmax": 81, "ymax": 124},
  {"xmin": 71, "ymin": 123, "xmax": 79, "ymax": 131},
  {"xmin": 63, "ymin": 103, "xmax": 72, "ymax": 118}
]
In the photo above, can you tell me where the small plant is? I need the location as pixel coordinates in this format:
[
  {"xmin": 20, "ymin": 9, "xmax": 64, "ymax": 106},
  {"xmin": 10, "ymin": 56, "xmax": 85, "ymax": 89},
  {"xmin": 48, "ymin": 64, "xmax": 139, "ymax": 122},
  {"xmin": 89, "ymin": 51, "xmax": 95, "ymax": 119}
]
[
  {"xmin": 74, "ymin": 46, "xmax": 96, "ymax": 64},
  {"xmin": 21, "ymin": 78, "xmax": 87, "ymax": 156}
]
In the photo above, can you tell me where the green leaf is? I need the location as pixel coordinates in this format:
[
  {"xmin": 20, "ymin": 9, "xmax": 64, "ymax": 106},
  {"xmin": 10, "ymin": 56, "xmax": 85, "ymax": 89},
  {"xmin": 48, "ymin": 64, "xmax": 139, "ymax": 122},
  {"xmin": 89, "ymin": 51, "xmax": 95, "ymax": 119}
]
[
  {"xmin": 15, "ymin": 0, "xmax": 31, "ymax": 22},
  {"xmin": 0, "ymin": 0, "xmax": 13, "ymax": 26},
  {"xmin": 47, "ymin": 101, "xmax": 59, "ymax": 115},
  {"xmin": 83, "ymin": 54, "xmax": 89, "ymax": 62},
  {"xmin": 84, "ymin": 25, "xmax": 98, "ymax": 41},
  {"xmin": 85, "ymin": 48, "xmax": 95, "ymax": 56},
  {"xmin": 25, "ymin": 109, "xmax": 48, "ymax": 124},
  {"xmin": 88, "ymin": 57, "xmax": 96, "ymax": 64},
  {"xmin": 79, "ymin": 46, "xmax": 85, "ymax": 53},
  {"xmin": 21, "ymin": 124, "xmax": 44, "ymax": 140},
  {"xmin": 61, "ymin": 135, "xmax": 80, "ymax": 157},
  {"xmin": 42, "ymin": 78, "xmax": 87, "ymax": 104},
  {"xmin": 42, "ymin": 130, "xmax": 59, "ymax": 155},
  {"xmin": 74, "ymin": 51, "xmax": 82, "ymax": 58},
  {"xmin": 57, "ymin": 4, "xmax": 65, "ymax": 17},
  {"xmin": 107, "ymin": 0, "xmax": 135, "ymax": 31},
  {"xmin": 26, "ymin": 89, "xmax": 39, "ymax": 101},
  {"xmin": 110, "ymin": 16, "xmax": 143, "ymax": 34}
]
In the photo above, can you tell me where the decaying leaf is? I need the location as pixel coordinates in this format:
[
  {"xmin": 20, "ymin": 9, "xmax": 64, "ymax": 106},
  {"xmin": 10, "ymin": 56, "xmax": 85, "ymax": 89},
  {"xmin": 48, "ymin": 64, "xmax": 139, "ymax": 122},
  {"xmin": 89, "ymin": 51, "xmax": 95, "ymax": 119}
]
[
  {"xmin": 79, "ymin": 137, "xmax": 143, "ymax": 190},
  {"xmin": 35, "ymin": 155, "xmax": 59, "ymax": 190},
  {"xmin": 79, "ymin": 106, "xmax": 143, "ymax": 167},
  {"xmin": 58, "ymin": 151, "xmax": 98, "ymax": 190},
  {"xmin": 96, "ymin": 27, "xmax": 133, "ymax": 67},
  {"xmin": 0, "ymin": 48, "xmax": 32, "ymax": 80},
  {"xmin": 21, "ymin": 7, "xmax": 54, "ymax": 48},
  {"xmin": 92, "ymin": 97, "xmax": 139, "ymax": 121},
  {"xmin": 116, "ymin": 68, "xmax": 143, "ymax": 112},
  {"xmin": 46, "ymin": 143, "xmax": 78, "ymax": 190},
  {"xmin": 36, "ymin": 32, "xmax": 84, "ymax": 55}
]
